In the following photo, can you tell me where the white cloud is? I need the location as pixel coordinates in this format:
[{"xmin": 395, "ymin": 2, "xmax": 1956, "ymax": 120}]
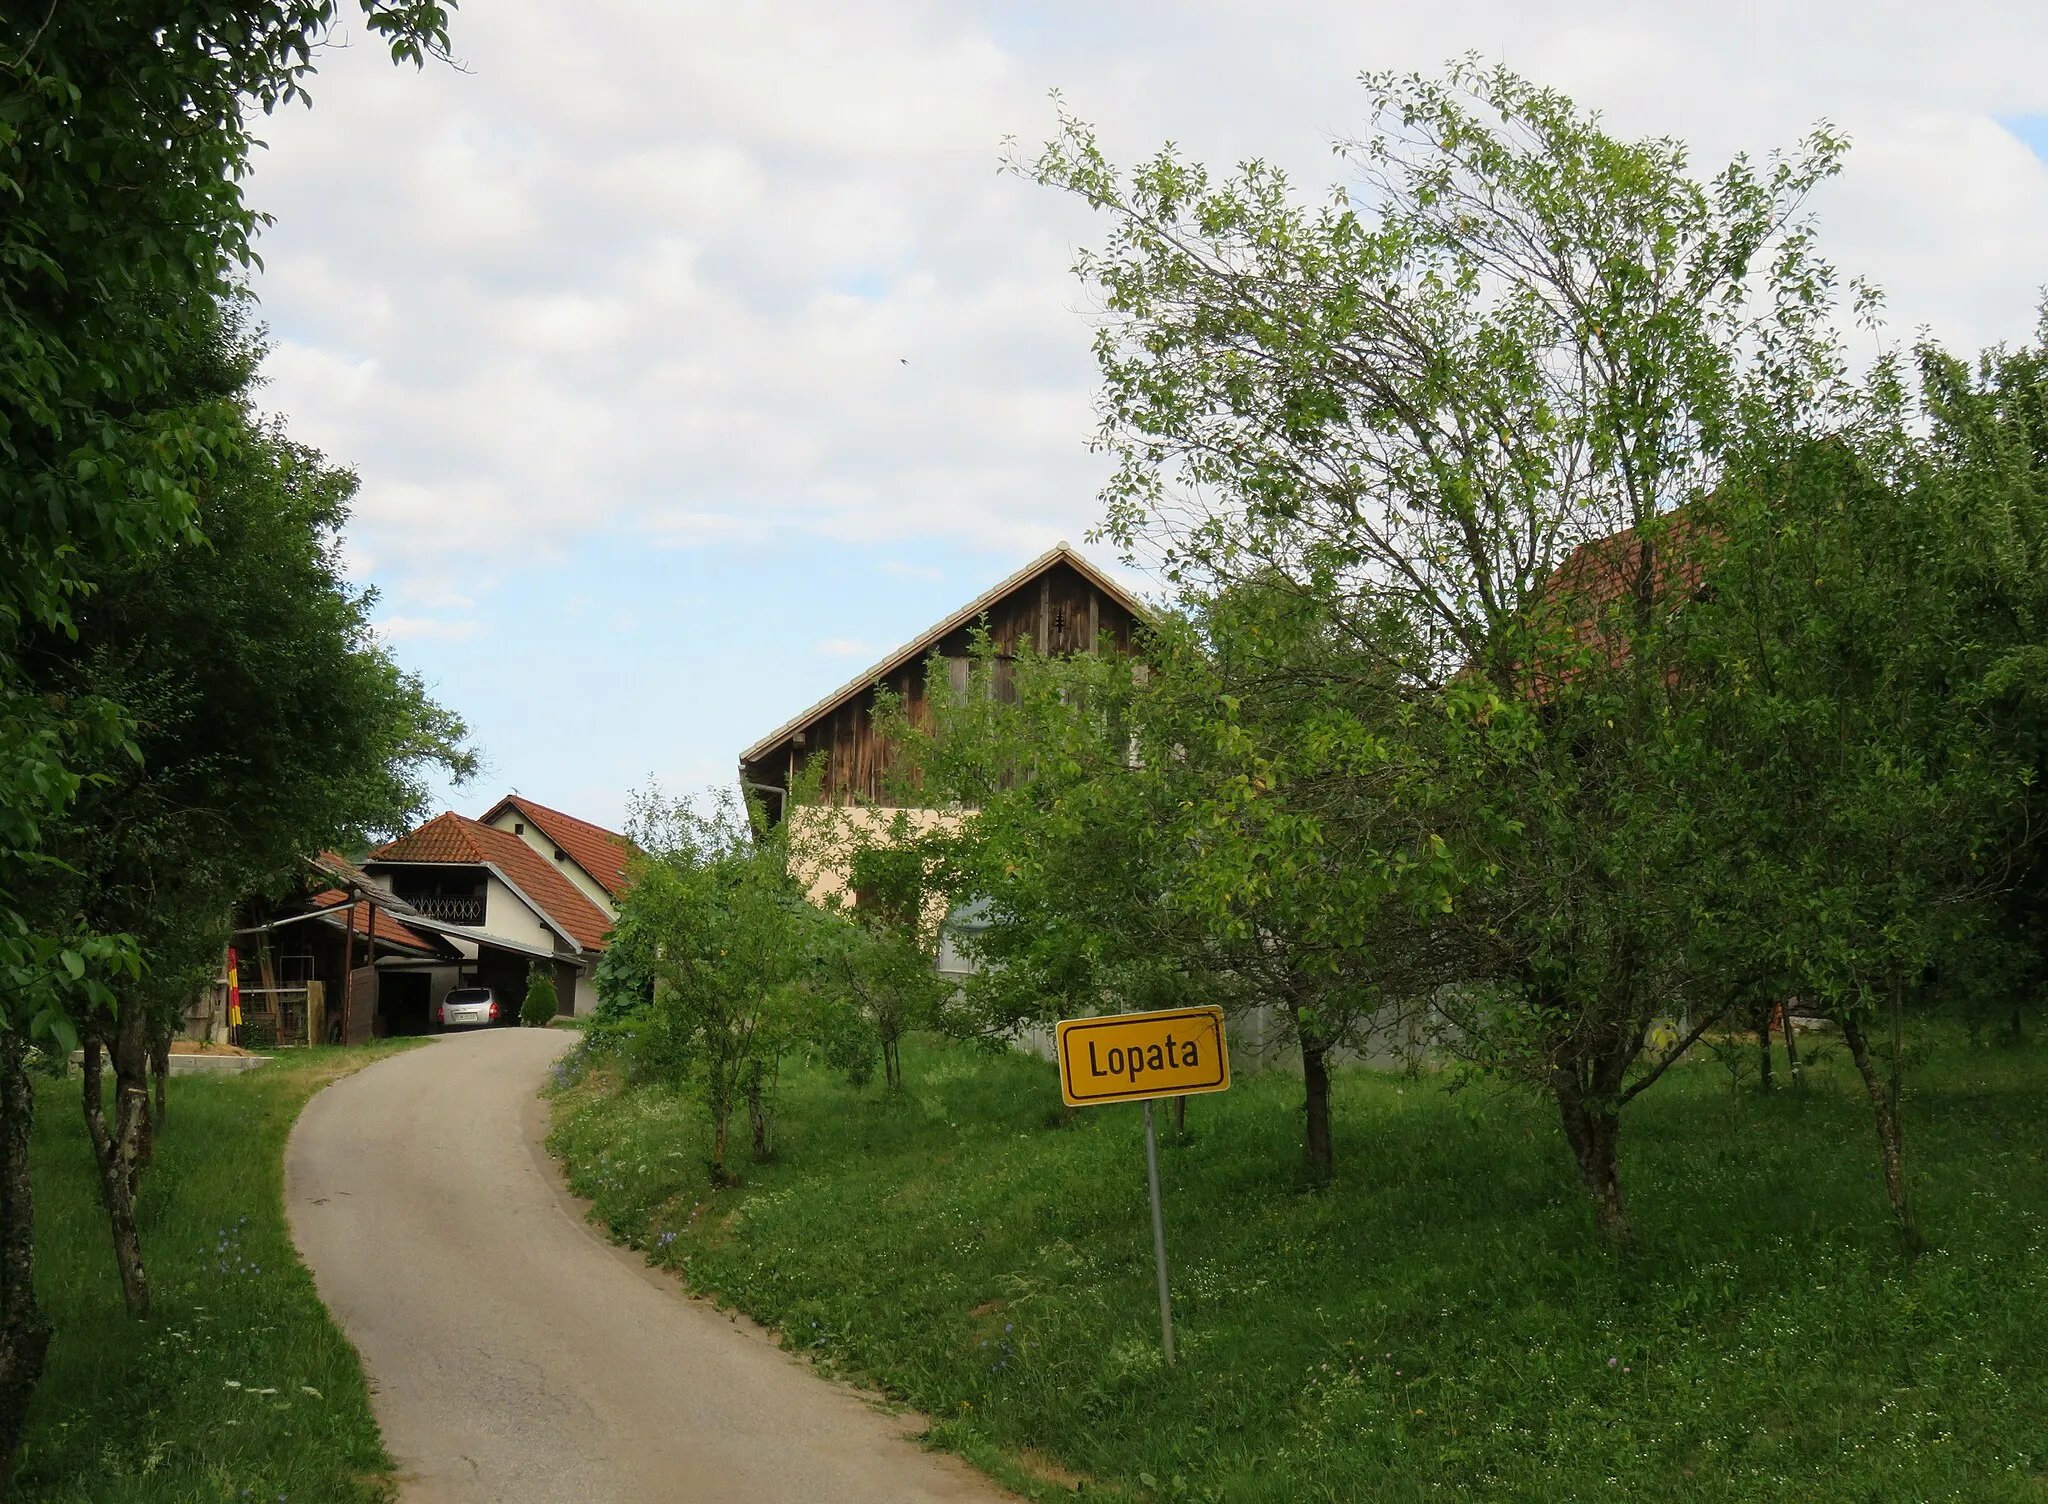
[{"xmin": 247, "ymin": 0, "xmax": 2048, "ymax": 610}]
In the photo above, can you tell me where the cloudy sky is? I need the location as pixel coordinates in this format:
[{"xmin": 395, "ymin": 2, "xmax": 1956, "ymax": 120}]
[{"xmin": 245, "ymin": 0, "xmax": 2048, "ymax": 830}]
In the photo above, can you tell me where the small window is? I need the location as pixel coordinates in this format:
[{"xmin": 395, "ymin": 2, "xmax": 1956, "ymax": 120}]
[
  {"xmin": 1051, "ymin": 603, "xmax": 1067, "ymax": 633},
  {"xmin": 513, "ymin": 822, "xmax": 525, "ymax": 835},
  {"xmin": 553, "ymin": 848, "xmax": 568, "ymax": 862}
]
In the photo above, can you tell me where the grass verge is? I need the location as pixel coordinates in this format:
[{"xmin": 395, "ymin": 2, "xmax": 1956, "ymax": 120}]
[
  {"xmin": 549, "ymin": 1028, "xmax": 2048, "ymax": 1503},
  {"xmin": 20, "ymin": 1042, "xmax": 423, "ymax": 1502}
]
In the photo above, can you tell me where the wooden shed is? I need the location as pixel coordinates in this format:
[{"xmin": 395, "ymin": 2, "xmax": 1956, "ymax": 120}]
[{"xmin": 738, "ymin": 544, "xmax": 1147, "ymax": 822}]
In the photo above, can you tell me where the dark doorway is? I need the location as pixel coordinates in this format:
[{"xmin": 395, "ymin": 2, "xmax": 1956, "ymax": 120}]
[
  {"xmin": 477, "ymin": 951, "xmax": 534, "ymax": 1028},
  {"xmin": 378, "ymin": 972, "xmax": 433, "ymax": 1036}
]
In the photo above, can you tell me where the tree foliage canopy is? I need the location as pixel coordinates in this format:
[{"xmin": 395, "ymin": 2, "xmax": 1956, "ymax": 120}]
[{"xmin": 0, "ymin": 0, "xmax": 457, "ymax": 1031}]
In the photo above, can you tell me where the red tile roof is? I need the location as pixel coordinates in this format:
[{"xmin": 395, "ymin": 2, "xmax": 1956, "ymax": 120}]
[
  {"xmin": 479, "ymin": 794, "xmax": 636, "ymax": 899},
  {"xmin": 1526, "ymin": 511, "xmax": 1714, "ymax": 694},
  {"xmin": 370, "ymin": 811, "xmax": 615, "ymax": 951},
  {"xmin": 306, "ymin": 891, "xmax": 442, "ymax": 955}
]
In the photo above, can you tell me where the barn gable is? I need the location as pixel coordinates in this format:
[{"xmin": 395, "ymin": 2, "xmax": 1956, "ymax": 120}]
[{"xmin": 738, "ymin": 544, "xmax": 1146, "ymax": 819}]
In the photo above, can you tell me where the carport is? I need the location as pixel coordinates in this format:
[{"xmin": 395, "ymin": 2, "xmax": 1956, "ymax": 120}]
[{"xmin": 371, "ymin": 925, "xmax": 586, "ymax": 1034}]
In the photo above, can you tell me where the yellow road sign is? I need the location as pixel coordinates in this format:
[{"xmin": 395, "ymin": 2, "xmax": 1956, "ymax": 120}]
[{"xmin": 1056, "ymin": 1006, "xmax": 1231, "ymax": 1107}]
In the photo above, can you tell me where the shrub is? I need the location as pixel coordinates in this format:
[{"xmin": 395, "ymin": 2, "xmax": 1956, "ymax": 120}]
[{"xmin": 521, "ymin": 971, "xmax": 560, "ymax": 1028}]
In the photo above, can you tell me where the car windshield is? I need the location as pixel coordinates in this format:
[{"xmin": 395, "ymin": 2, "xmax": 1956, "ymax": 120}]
[{"xmin": 445, "ymin": 988, "xmax": 491, "ymax": 1004}]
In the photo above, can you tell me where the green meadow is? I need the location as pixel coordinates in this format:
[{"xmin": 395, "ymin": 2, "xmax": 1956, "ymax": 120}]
[
  {"xmin": 550, "ymin": 1027, "xmax": 2048, "ymax": 1503},
  {"xmin": 20, "ymin": 1045, "xmax": 418, "ymax": 1503}
]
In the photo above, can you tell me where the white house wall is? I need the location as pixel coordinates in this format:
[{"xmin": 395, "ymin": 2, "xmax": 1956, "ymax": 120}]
[
  {"xmin": 483, "ymin": 874, "xmax": 564, "ymax": 953},
  {"xmin": 483, "ymin": 809, "xmax": 620, "ymax": 920}
]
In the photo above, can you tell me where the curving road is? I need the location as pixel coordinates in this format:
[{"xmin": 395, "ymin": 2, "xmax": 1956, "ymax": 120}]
[{"xmin": 286, "ymin": 1029, "xmax": 1006, "ymax": 1504}]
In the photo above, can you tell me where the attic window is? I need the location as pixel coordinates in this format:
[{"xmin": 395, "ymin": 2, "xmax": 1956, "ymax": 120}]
[
  {"xmin": 553, "ymin": 848, "xmax": 568, "ymax": 862},
  {"xmin": 1051, "ymin": 603, "xmax": 1067, "ymax": 633},
  {"xmin": 514, "ymin": 822, "xmax": 525, "ymax": 835}
]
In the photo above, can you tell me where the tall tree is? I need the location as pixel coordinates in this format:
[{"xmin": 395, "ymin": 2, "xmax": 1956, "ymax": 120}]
[
  {"xmin": 1027, "ymin": 60, "xmax": 1853, "ymax": 1235},
  {"xmin": 612, "ymin": 791, "xmax": 838, "ymax": 1184},
  {"xmin": 1683, "ymin": 339, "xmax": 2048, "ymax": 1249},
  {"xmin": 20, "ymin": 313, "xmax": 472, "ymax": 1318},
  {"xmin": 0, "ymin": 0, "xmax": 453, "ymax": 1474},
  {"xmin": 897, "ymin": 606, "xmax": 1453, "ymax": 1177}
]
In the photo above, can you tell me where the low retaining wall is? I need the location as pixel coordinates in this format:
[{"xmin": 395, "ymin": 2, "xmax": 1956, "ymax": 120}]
[{"xmin": 167, "ymin": 1053, "xmax": 271, "ymax": 1076}]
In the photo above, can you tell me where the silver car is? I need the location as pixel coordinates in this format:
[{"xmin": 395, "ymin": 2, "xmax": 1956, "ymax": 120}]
[{"xmin": 439, "ymin": 986, "xmax": 500, "ymax": 1030}]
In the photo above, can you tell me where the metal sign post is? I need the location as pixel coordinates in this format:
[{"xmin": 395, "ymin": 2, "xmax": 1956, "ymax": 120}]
[
  {"xmin": 1142, "ymin": 1098, "xmax": 1174, "ymax": 1364},
  {"xmin": 1055, "ymin": 1005, "xmax": 1231, "ymax": 1366}
]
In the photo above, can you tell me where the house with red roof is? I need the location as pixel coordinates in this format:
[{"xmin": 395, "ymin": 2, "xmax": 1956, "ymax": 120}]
[
  {"xmin": 202, "ymin": 804, "xmax": 633, "ymax": 1044},
  {"xmin": 361, "ymin": 801, "xmax": 634, "ymax": 1023},
  {"xmin": 474, "ymin": 794, "xmax": 635, "ymax": 919},
  {"xmin": 212, "ymin": 851, "xmax": 465, "ymax": 1045}
]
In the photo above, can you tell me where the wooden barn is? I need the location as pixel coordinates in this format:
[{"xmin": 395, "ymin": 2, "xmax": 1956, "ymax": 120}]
[{"xmin": 738, "ymin": 543, "xmax": 1148, "ymax": 824}]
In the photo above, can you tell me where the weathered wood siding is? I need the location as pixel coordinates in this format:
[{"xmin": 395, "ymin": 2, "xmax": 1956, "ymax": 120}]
[{"xmin": 741, "ymin": 558, "xmax": 1142, "ymax": 811}]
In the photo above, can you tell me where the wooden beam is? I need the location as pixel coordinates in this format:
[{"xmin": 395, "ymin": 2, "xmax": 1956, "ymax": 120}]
[{"xmin": 339, "ymin": 881, "xmax": 355, "ymax": 1045}]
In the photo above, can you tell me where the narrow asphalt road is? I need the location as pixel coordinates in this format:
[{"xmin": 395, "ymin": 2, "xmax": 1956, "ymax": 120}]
[{"xmin": 286, "ymin": 1029, "xmax": 1007, "ymax": 1503}]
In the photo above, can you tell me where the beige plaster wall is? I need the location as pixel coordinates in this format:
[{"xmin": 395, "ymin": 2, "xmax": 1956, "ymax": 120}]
[{"xmin": 785, "ymin": 805, "xmax": 966, "ymax": 927}]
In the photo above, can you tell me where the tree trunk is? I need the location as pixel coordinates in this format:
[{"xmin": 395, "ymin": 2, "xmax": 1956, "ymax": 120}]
[
  {"xmin": 1839, "ymin": 1010, "xmax": 1918, "ymax": 1253},
  {"xmin": 1780, "ymin": 1004, "xmax": 1802, "ymax": 1090},
  {"xmin": 149, "ymin": 1027, "xmax": 169, "ymax": 1132},
  {"xmin": 80, "ymin": 1032, "xmax": 151, "ymax": 1317},
  {"xmin": 709, "ymin": 1105, "xmax": 732, "ymax": 1186},
  {"xmin": 1754, "ymin": 1001, "xmax": 1774, "ymax": 1093},
  {"xmin": 881, "ymin": 1031, "xmax": 901, "ymax": 1091},
  {"xmin": 81, "ymin": 1022, "xmax": 152, "ymax": 1317},
  {"xmin": 1555, "ymin": 1083, "xmax": 1628, "ymax": 1241},
  {"xmin": 1301, "ymin": 1039, "xmax": 1333, "ymax": 1179},
  {"xmin": 0, "ymin": 1032, "xmax": 53, "ymax": 1491},
  {"xmin": 116, "ymin": 1007, "xmax": 152, "ymax": 1193},
  {"xmin": 747, "ymin": 1062, "xmax": 769, "ymax": 1163}
]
